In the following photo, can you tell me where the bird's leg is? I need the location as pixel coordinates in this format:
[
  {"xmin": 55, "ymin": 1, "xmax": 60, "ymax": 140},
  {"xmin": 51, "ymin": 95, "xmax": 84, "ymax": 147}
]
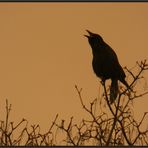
[
  {"xmin": 101, "ymin": 78, "xmax": 111, "ymax": 105},
  {"xmin": 100, "ymin": 78, "xmax": 106, "ymax": 86}
]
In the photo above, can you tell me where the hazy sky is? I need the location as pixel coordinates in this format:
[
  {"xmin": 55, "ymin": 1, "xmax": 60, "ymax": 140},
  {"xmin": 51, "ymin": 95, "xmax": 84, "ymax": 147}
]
[{"xmin": 0, "ymin": 2, "xmax": 147, "ymax": 131}]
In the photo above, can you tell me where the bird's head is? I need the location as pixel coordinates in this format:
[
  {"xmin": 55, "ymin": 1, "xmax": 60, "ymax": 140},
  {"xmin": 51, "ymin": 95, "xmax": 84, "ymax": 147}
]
[{"xmin": 84, "ymin": 30, "xmax": 103, "ymax": 44}]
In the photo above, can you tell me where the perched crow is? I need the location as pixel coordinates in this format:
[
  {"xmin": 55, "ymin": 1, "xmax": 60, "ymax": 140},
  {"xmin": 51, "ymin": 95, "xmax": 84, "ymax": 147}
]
[{"xmin": 84, "ymin": 30, "xmax": 130, "ymax": 104}]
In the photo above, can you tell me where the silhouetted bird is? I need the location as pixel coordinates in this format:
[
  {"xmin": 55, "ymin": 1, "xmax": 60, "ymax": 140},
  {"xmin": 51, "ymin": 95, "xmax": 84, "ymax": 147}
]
[{"xmin": 84, "ymin": 30, "xmax": 130, "ymax": 104}]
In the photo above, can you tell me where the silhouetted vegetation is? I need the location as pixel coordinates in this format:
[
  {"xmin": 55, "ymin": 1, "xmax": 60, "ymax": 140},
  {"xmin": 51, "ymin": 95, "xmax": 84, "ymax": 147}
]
[{"xmin": 0, "ymin": 60, "xmax": 147, "ymax": 146}]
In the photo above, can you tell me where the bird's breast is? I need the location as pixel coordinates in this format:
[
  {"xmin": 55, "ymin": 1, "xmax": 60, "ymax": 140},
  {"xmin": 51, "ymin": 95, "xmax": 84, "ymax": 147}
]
[
  {"xmin": 92, "ymin": 55, "xmax": 120, "ymax": 80},
  {"xmin": 92, "ymin": 57, "xmax": 108, "ymax": 79}
]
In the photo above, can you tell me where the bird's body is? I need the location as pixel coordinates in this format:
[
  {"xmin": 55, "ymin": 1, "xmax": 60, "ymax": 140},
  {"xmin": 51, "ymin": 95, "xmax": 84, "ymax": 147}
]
[
  {"xmin": 85, "ymin": 30, "xmax": 130, "ymax": 104},
  {"xmin": 91, "ymin": 39, "xmax": 126, "ymax": 82}
]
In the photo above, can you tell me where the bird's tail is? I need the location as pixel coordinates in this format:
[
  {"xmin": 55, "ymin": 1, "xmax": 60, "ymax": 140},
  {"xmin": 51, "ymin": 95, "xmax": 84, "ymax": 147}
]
[{"xmin": 110, "ymin": 79, "xmax": 118, "ymax": 104}]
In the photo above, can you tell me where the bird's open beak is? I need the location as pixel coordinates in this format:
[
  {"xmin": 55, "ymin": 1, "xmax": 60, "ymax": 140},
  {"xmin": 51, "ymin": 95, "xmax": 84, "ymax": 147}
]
[
  {"xmin": 84, "ymin": 30, "xmax": 94, "ymax": 38},
  {"xmin": 84, "ymin": 34, "xmax": 89, "ymax": 38}
]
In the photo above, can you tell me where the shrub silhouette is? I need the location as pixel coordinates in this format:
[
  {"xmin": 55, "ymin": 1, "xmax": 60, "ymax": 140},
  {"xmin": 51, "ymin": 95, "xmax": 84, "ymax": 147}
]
[{"xmin": 0, "ymin": 60, "xmax": 147, "ymax": 146}]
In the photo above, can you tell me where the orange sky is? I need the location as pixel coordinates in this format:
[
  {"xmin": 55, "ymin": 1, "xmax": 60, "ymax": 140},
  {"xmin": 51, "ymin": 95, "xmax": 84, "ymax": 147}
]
[{"xmin": 0, "ymin": 2, "xmax": 147, "ymax": 132}]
